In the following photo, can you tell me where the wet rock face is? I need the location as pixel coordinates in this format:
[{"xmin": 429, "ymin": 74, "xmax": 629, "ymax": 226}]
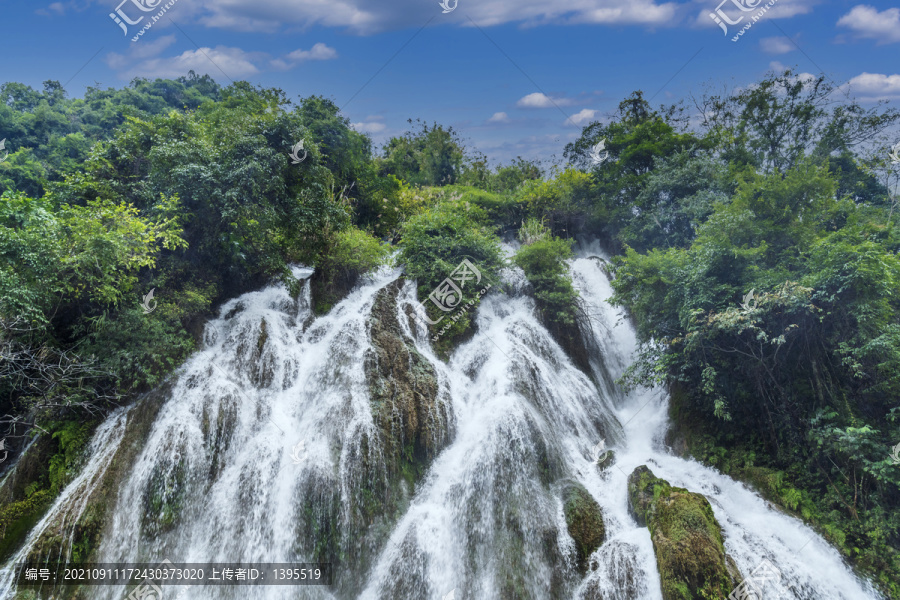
[
  {"xmin": 627, "ymin": 465, "xmax": 738, "ymax": 600},
  {"xmin": 365, "ymin": 279, "xmax": 449, "ymax": 487},
  {"xmin": 561, "ymin": 481, "xmax": 606, "ymax": 574}
]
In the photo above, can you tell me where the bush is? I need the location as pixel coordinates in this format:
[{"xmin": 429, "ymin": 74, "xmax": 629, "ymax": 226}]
[
  {"xmin": 313, "ymin": 227, "xmax": 391, "ymax": 313},
  {"xmin": 398, "ymin": 200, "xmax": 504, "ymax": 353},
  {"xmin": 513, "ymin": 232, "xmax": 578, "ymax": 333}
]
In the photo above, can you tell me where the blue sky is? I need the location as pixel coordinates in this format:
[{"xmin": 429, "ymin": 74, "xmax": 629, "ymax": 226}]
[{"xmin": 2, "ymin": 0, "xmax": 898, "ymax": 163}]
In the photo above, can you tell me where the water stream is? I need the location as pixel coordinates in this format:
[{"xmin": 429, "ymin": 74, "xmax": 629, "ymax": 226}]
[{"xmin": 0, "ymin": 246, "xmax": 882, "ymax": 599}]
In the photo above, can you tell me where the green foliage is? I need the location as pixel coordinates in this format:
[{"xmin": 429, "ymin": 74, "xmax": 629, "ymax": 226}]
[
  {"xmin": 612, "ymin": 157, "xmax": 900, "ymax": 593},
  {"xmin": 514, "ymin": 230, "xmax": 578, "ymax": 333},
  {"xmin": 564, "ymin": 91, "xmax": 707, "ymax": 244},
  {"xmin": 398, "ymin": 199, "xmax": 504, "ymax": 352},
  {"xmin": 0, "ymin": 74, "xmax": 221, "ymax": 196},
  {"xmin": 314, "ymin": 227, "xmax": 391, "ymax": 313},
  {"xmin": 380, "ymin": 119, "xmax": 466, "ymax": 186},
  {"xmin": 694, "ymin": 68, "xmax": 900, "ymax": 175},
  {"xmin": 516, "ymin": 168, "xmax": 592, "ymax": 234}
]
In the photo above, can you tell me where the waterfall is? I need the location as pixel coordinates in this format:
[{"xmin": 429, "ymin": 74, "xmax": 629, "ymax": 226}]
[{"xmin": 0, "ymin": 248, "xmax": 882, "ymax": 599}]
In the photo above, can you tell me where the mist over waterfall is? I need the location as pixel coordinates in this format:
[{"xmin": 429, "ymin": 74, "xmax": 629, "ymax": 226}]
[{"xmin": 0, "ymin": 244, "xmax": 882, "ymax": 599}]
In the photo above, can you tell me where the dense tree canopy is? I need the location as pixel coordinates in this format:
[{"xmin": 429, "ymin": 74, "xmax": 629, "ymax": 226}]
[{"xmin": 0, "ymin": 67, "xmax": 898, "ymax": 594}]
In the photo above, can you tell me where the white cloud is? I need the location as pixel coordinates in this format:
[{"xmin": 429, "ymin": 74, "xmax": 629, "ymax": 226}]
[
  {"xmin": 107, "ymin": 46, "xmax": 261, "ymax": 79},
  {"xmin": 759, "ymin": 36, "xmax": 794, "ymax": 54},
  {"xmin": 842, "ymin": 72, "xmax": 900, "ymax": 101},
  {"xmin": 286, "ymin": 43, "xmax": 338, "ymax": 62},
  {"xmin": 105, "ymin": 35, "xmax": 179, "ymax": 70},
  {"xmin": 837, "ymin": 5, "xmax": 900, "ymax": 44},
  {"xmin": 191, "ymin": 0, "xmax": 683, "ymax": 35},
  {"xmin": 487, "ymin": 112, "xmax": 510, "ymax": 123},
  {"xmin": 270, "ymin": 43, "xmax": 338, "ymax": 69},
  {"xmin": 36, "ymin": 2, "xmax": 66, "ymax": 16},
  {"xmin": 351, "ymin": 121, "xmax": 387, "ymax": 134},
  {"xmin": 516, "ymin": 92, "xmax": 576, "ymax": 108},
  {"xmin": 565, "ymin": 109, "xmax": 598, "ymax": 126},
  {"xmin": 107, "ymin": 38, "xmax": 336, "ymax": 79},
  {"xmin": 767, "ymin": 61, "xmax": 816, "ymax": 86},
  {"xmin": 696, "ymin": 0, "xmax": 817, "ymax": 29}
]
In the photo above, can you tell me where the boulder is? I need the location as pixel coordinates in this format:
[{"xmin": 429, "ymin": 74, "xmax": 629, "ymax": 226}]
[{"xmin": 627, "ymin": 465, "xmax": 739, "ymax": 600}]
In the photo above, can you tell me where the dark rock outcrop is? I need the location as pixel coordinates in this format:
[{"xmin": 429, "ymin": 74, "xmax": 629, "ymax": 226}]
[{"xmin": 365, "ymin": 279, "xmax": 450, "ymax": 488}]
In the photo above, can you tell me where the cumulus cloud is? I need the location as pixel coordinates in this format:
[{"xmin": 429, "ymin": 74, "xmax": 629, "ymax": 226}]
[
  {"xmin": 286, "ymin": 43, "xmax": 338, "ymax": 62},
  {"xmin": 695, "ymin": 0, "xmax": 817, "ymax": 29},
  {"xmin": 270, "ymin": 43, "xmax": 338, "ymax": 69},
  {"xmin": 516, "ymin": 92, "xmax": 576, "ymax": 108},
  {"xmin": 351, "ymin": 120, "xmax": 387, "ymax": 134},
  {"xmin": 191, "ymin": 0, "xmax": 683, "ymax": 35},
  {"xmin": 837, "ymin": 5, "xmax": 900, "ymax": 44},
  {"xmin": 107, "ymin": 38, "xmax": 336, "ymax": 79},
  {"xmin": 487, "ymin": 112, "xmax": 510, "ymax": 123},
  {"xmin": 36, "ymin": 2, "xmax": 66, "ymax": 16},
  {"xmin": 759, "ymin": 36, "xmax": 794, "ymax": 54},
  {"xmin": 106, "ymin": 45, "xmax": 261, "ymax": 79},
  {"xmin": 841, "ymin": 72, "xmax": 900, "ymax": 101},
  {"xmin": 565, "ymin": 109, "xmax": 598, "ymax": 126}
]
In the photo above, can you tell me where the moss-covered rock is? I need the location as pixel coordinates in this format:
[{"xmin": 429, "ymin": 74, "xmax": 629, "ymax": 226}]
[
  {"xmin": 22, "ymin": 383, "xmax": 171, "ymax": 600},
  {"xmin": 627, "ymin": 465, "xmax": 738, "ymax": 600},
  {"xmin": 365, "ymin": 279, "xmax": 449, "ymax": 487},
  {"xmin": 561, "ymin": 481, "xmax": 606, "ymax": 573},
  {"xmin": 0, "ymin": 435, "xmax": 56, "ymax": 562}
]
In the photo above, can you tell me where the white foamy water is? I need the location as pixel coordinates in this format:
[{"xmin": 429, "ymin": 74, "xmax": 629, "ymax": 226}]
[{"xmin": 0, "ymin": 246, "xmax": 883, "ymax": 599}]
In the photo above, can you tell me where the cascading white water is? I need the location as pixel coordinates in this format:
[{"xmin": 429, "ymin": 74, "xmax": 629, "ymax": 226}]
[
  {"xmin": 567, "ymin": 240, "xmax": 883, "ymax": 600},
  {"xmin": 0, "ymin": 244, "xmax": 883, "ymax": 599},
  {"xmin": 0, "ymin": 408, "xmax": 130, "ymax": 596}
]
